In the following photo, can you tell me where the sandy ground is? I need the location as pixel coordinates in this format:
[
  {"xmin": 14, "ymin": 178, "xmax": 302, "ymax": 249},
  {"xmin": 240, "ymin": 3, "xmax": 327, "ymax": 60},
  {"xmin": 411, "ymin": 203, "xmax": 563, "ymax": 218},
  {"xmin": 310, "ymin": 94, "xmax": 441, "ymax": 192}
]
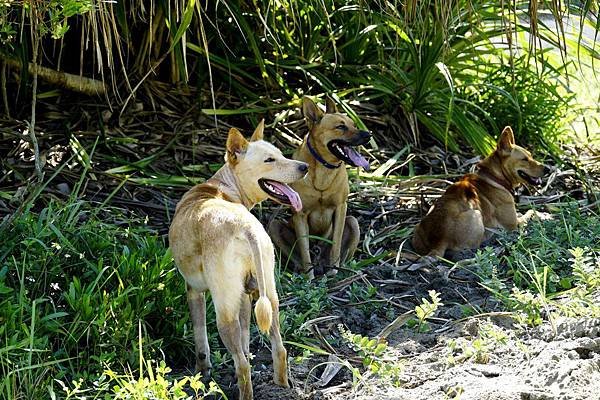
[
  {"xmin": 248, "ymin": 315, "xmax": 600, "ymax": 400},
  {"xmin": 241, "ymin": 261, "xmax": 600, "ymax": 400}
]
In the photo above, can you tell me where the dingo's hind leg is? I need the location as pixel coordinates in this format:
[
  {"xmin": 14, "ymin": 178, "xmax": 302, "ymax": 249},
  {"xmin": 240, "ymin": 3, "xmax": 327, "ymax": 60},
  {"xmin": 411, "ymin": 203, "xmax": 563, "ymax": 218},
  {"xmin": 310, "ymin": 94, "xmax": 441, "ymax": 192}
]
[{"xmin": 187, "ymin": 286, "xmax": 212, "ymax": 376}]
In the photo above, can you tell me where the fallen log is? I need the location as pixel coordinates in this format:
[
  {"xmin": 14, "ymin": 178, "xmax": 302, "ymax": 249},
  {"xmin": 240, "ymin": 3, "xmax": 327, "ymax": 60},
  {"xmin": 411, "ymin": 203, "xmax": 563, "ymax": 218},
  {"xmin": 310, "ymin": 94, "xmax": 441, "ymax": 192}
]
[{"xmin": 2, "ymin": 57, "xmax": 106, "ymax": 96}]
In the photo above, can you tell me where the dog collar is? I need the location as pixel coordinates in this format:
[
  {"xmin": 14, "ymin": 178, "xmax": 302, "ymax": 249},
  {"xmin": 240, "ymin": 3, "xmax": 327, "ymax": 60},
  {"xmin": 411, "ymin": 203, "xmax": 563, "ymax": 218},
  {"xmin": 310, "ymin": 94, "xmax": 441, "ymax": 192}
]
[
  {"xmin": 478, "ymin": 168, "xmax": 513, "ymax": 194},
  {"xmin": 306, "ymin": 135, "xmax": 341, "ymax": 169}
]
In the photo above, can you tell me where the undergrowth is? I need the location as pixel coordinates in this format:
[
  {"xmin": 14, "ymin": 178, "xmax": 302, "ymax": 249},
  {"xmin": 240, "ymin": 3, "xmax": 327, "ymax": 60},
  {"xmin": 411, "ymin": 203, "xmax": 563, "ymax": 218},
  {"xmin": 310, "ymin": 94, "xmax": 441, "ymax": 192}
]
[
  {"xmin": 0, "ymin": 200, "xmax": 195, "ymax": 399},
  {"xmin": 475, "ymin": 204, "xmax": 600, "ymax": 326},
  {"xmin": 279, "ymin": 273, "xmax": 333, "ymax": 343},
  {"xmin": 0, "ymin": 198, "xmax": 339, "ymax": 399},
  {"xmin": 1, "ymin": 187, "xmax": 598, "ymax": 398}
]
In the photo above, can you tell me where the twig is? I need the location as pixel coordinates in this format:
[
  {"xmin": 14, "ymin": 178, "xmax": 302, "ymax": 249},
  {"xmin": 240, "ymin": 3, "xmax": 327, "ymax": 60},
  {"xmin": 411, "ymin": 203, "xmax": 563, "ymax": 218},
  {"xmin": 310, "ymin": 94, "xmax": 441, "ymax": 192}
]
[
  {"xmin": 311, "ymin": 325, "xmax": 337, "ymax": 354},
  {"xmin": 327, "ymin": 272, "xmax": 366, "ymax": 293},
  {"xmin": 28, "ymin": 4, "xmax": 43, "ymax": 183},
  {"xmin": 377, "ymin": 311, "xmax": 413, "ymax": 340},
  {"xmin": 1, "ymin": 60, "xmax": 8, "ymax": 117}
]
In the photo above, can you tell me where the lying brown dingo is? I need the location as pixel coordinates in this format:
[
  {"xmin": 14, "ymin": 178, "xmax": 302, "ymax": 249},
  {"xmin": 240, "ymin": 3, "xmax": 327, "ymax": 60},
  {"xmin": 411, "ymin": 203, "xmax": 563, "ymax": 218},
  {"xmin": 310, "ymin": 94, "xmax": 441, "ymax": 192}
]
[
  {"xmin": 169, "ymin": 121, "xmax": 308, "ymax": 400},
  {"xmin": 412, "ymin": 126, "xmax": 546, "ymax": 258},
  {"xmin": 269, "ymin": 97, "xmax": 371, "ymax": 278}
]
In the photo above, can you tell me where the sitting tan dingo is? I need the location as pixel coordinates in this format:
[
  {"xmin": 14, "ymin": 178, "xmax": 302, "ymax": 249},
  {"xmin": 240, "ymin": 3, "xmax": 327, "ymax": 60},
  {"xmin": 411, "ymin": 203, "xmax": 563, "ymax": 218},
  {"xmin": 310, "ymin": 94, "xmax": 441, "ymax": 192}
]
[
  {"xmin": 412, "ymin": 126, "xmax": 546, "ymax": 258},
  {"xmin": 169, "ymin": 121, "xmax": 308, "ymax": 400},
  {"xmin": 269, "ymin": 97, "xmax": 371, "ymax": 278}
]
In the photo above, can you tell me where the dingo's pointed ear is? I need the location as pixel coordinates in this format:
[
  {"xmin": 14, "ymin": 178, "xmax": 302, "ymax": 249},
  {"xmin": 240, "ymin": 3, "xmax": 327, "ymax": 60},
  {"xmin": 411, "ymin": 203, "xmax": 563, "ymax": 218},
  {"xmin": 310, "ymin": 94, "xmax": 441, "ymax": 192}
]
[
  {"xmin": 302, "ymin": 96, "xmax": 324, "ymax": 128},
  {"xmin": 497, "ymin": 126, "xmax": 515, "ymax": 154},
  {"xmin": 325, "ymin": 96, "xmax": 337, "ymax": 113},
  {"xmin": 226, "ymin": 128, "xmax": 248, "ymax": 164},
  {"xmin": 250, "ymin": 119, "xmax": 265, "ymax": 142}
]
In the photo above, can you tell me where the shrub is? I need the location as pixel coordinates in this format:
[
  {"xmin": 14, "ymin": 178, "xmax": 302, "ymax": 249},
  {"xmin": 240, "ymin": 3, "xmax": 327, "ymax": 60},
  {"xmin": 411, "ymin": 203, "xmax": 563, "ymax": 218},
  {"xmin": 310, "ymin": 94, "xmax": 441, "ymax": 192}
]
[
  {"xmin": 0, "ymin": 201, "xmax": 192, "ymax": 399},
  {"xmin": 460, "ymin": 56, "xmax": 574, "ymax": 153}
]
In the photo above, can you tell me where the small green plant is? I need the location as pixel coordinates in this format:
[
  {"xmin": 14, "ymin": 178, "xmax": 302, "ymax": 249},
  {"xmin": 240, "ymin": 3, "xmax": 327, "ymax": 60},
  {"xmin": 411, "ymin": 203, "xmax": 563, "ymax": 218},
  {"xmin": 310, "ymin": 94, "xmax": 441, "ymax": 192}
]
[
  {"xmin": 278, "ymin": 273, "xmax": 333, "ymax": 343},
  {"xmin": 412, "ymin": 290, "xmax": 444, "ymax": 333},
  {"xmin": 556, "ymin": 247, "xmax": 600, "ymax": 318},
  {"xmin": 447, "ymin": 337, "xmax": 491, "ymax": 365},
  {"xmin": 570, "ymin": 247, "xmax": 600, "ymax": 290},
  {"xmin": 348, "ymin": 282, "xmax": 381, "ymax": 314},
  {"xmin": 339, "ymin": 325, "xmax": 403, "ymax": 386},
  {"xmin": 446, "ymin": 321, "xmax": 510, "ymax": 365},
  {"xmin": 509, "ymin": 287, "xmax": 545, "ymax": 326},
  {"xmin": 474, "ymin": 247, "xmax": 510, "ymax": 302},
  {"xmin": 101, "ymin": 360, "xmax": 224, "ymax": 400},
  {"xmin": 444, "ymin": 385, "xmax": 465, "ymax": 399}
]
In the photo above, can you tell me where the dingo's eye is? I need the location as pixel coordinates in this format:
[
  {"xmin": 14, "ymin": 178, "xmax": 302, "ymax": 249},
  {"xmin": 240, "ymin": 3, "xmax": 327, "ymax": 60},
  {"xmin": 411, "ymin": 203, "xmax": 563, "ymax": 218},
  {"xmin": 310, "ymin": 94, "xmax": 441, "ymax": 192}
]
[
  {"xmin": 264, "ymin": 157, "xmax": 275, "ymax": 163},
  {"xmin": 336, "ymin": 124, "xmax": 348, "ymax": 131}
]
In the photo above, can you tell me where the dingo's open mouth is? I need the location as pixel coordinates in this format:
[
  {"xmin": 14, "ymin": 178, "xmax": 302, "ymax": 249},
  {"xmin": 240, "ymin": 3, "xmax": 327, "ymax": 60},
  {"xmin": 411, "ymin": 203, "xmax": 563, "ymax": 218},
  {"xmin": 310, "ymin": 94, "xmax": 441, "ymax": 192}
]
[
  {"xmin": 518, "ymin": 170, "xmax": 542, "ymax": 185},
  {"xmin": 327, "ymin": 137, "xmax": 370, "ymax": 170},
  {"xmin": 258, "ymin": 179, "xmax": 303, "ymax": 211}
]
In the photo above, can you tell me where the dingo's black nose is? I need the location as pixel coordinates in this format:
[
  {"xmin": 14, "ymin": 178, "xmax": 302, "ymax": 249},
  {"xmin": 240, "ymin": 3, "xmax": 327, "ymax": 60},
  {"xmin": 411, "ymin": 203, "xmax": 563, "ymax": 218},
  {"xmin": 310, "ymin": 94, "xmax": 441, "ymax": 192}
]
[
  {"xmin": 298, "ymin": 162, "xmax": 308, "ymax": 172},
  {"xmin": 353, "ymin": 130, "xmax": 371, "ymax": 145},
  {"xmin": 543, "ymin": 165, "xmax": 551, "ymax": 174}
]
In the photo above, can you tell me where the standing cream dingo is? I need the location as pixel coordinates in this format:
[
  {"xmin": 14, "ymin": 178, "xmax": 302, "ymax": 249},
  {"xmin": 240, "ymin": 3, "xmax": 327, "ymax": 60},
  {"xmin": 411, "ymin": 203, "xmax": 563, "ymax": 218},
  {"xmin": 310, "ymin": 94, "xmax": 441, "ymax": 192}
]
[{"xmin": 169, "ymin": 121, "xmax": 308, "ymax": 400}]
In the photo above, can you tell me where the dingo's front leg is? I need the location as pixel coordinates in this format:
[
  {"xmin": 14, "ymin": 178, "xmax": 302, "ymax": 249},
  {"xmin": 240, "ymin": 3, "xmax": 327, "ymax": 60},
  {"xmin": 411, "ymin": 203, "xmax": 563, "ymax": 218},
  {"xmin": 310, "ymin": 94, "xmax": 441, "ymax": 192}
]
[
  {"xmin": 292, "ymin": 212, "xmax": 314, "ymax": 279},
  {"xmin": 328, "ymin": 202, "xmax": 348, "ymax": 276}
]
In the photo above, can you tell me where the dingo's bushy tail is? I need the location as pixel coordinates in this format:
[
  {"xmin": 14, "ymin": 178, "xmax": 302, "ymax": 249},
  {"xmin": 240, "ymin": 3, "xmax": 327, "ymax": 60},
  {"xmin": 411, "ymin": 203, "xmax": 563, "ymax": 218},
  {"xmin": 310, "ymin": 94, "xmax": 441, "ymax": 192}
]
[{"xmin": 244, "ymin": 230, "xmax": 273, "ymax": 333}]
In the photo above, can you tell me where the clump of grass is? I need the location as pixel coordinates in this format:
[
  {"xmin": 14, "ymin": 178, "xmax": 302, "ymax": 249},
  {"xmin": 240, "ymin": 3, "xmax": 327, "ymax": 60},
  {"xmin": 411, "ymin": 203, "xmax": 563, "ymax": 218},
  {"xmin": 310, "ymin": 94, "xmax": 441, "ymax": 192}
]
[
  {"xmin": 460, "ymin": 55, "xmax": 575, "ymax": 154},
  {"xmin": 99, "ymin": 358, "xmax": 224, "ymax": 399},
  {"xmin": 474, "ymin": 204, "xmax": 600, "ymax": 326},
  {"xmin": 0, "ymin": 200, "xmax": 194, "ymax": 399},
  {"xmin": 54, "ymin": 343, "xmax": 224, "ymax": 399}
]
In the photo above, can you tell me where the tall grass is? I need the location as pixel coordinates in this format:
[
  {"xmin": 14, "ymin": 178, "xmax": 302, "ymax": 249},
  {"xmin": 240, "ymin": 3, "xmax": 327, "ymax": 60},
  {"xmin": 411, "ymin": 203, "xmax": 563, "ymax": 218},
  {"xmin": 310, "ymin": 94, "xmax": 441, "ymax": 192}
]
[
  {"xmin": 0, "ymin": 197, "xmax": 344, "ymax": 399},
  {"xmin": 0, "ymin": 200, "xmax": 193, "ymax": 399},
  {"xmin": 1, "ymin": 1, "xmax": 598, "ymax": 153}
]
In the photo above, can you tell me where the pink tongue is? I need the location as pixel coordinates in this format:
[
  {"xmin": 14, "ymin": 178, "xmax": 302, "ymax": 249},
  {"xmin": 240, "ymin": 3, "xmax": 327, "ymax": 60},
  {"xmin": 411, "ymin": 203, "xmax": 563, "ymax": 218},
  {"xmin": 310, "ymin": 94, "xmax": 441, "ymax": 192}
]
[
  {"xmin": 268, "ymin": 181, "xmax": 303, "ymax": 212},
  {"xmin": 345, "ymin": 146, "xmax": 370, "ymax": 171}
]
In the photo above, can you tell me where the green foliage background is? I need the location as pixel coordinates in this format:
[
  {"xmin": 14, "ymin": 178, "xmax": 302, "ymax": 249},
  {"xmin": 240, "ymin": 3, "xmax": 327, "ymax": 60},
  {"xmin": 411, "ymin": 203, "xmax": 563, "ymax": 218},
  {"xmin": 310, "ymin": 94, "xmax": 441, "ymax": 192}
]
[
  {"xmin": 0, "ymin": 1, "xmax": 599, "ymax": 399},
  {"xmin": 1, "ymin": 1, "xmax": 598, "ymax": 153}
]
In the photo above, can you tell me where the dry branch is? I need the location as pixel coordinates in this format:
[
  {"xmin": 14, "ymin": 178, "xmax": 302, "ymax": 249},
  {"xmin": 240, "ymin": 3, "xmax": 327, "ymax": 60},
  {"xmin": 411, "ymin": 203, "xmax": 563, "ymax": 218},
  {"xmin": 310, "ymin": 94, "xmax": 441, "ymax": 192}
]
[{"xmin": 2, "ymin": 57, "xmax": 106, "ymax": 96}]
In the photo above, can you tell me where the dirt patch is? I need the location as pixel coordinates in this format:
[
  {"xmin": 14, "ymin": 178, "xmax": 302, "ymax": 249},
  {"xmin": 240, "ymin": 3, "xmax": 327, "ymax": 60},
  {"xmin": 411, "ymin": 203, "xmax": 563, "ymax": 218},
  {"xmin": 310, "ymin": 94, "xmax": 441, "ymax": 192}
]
[
  {"xmin": 346, "ymin": 317, "xmax": 600, "ymax": 400},
  {"xmin": 248, "ymin": 316, "xmax": 600, "ymax": 400},
  {"xmin": 240, "ymin": 255, "xmax": 600, "ymax": 400}
]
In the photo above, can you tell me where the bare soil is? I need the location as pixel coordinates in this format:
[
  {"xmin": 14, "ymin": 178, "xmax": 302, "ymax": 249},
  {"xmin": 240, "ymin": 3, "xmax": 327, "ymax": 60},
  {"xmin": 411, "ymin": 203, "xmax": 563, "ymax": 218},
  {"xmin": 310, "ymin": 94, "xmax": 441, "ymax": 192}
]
[{"xmin": 246, "ymin": 265, "xmax": 600, "ymax": 400}]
